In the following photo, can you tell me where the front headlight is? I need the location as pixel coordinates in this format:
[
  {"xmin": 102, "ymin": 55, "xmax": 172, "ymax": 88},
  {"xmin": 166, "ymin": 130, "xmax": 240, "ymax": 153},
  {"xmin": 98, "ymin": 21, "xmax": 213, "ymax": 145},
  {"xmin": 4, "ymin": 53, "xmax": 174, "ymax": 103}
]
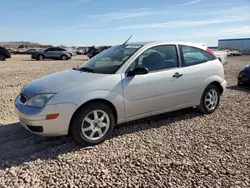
[{"xmin": 26, "ymin": 94, "xmax": 55, "ymax": 108}]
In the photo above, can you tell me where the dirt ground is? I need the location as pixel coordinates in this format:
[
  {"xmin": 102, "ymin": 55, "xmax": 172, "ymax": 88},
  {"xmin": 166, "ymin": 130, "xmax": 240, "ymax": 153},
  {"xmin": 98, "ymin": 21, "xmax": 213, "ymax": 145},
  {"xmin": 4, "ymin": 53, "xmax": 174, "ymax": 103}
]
[
  {"xmin": 0, "ymin": 55, "xmax": 86, "ymax": 124},
  {"xmin": 0, "ymin": 55, "xmax": 249, "ymax": 187}
]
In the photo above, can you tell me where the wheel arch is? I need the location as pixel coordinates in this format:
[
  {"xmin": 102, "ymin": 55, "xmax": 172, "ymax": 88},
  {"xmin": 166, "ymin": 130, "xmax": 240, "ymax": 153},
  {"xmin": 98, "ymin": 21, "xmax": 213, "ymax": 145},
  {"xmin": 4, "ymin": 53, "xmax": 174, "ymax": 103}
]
[
  {"xmin": 207, "ymin": 81, "xmax": 223, "ymax": 94},
  {"xmin": 68, "ymin": 98, "xmax": 118, "ymax": 135},
  {"xmin": 61, "ymin": 54, "xmax": 68, "ymax": 58},
  {"xmin": 204, "ymin": 75, "xmax": 224, "ymax": 95},
  {"xmin": 38, "ymin": 53, "xmax": 45, "ymax": 58}
]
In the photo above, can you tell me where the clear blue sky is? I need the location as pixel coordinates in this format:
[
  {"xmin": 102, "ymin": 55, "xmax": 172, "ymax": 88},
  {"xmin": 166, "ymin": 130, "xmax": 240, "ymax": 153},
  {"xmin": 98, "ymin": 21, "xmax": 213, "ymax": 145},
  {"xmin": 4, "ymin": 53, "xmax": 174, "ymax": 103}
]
[{"xmin": 1, "ymin": 0, "xmax": 250, "ymax": 46}]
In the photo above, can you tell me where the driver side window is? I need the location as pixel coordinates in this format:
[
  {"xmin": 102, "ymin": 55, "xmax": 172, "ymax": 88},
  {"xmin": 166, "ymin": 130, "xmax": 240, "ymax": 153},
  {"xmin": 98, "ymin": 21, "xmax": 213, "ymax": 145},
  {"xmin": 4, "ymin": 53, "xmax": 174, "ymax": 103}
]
[{"xmin": 128, "ymin": 45, "xmax": 179, "ymax": 72}]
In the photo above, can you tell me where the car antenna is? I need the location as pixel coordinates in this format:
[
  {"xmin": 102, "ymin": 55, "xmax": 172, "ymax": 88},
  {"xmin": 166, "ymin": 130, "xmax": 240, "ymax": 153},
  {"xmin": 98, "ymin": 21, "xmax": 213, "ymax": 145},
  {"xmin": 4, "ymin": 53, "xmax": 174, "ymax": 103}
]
[{"xmin": 123, "ymin": 35, "xmax": 132, "ymax": 45}]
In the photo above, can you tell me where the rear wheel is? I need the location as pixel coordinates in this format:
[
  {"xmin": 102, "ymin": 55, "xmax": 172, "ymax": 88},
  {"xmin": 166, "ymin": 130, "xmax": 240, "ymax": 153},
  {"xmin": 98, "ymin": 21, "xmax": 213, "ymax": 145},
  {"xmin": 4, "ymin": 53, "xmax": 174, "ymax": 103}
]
[
  {"xmin": 71, "ymin": 102, "xmax": 115, "ymax": 146},
  {"xmin": 0, "ymin": 55, "xmax": 6, "ymax": 61},
  {"xmin": 61, "ymin": 55, "xmax": 68, "ymax": 60},
  {"xmin": 198, "ymin": 84, "xmax": 220, "ymax": 114}
]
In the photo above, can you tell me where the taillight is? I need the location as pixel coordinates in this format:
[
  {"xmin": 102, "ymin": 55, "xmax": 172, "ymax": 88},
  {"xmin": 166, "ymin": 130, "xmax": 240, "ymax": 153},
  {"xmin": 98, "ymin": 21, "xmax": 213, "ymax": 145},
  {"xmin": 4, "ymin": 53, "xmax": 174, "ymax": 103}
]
[{"xmin": 206, "ymin": 48, "xmax": 216, "ymax": 58}]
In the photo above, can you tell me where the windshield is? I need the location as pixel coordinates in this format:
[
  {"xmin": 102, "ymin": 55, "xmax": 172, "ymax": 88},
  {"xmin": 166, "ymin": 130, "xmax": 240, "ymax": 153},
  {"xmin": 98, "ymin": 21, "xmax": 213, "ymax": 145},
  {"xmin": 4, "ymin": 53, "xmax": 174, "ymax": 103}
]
[{"xmin": 80, "ymin": 44, "xmax": 142, "ymax": 74}]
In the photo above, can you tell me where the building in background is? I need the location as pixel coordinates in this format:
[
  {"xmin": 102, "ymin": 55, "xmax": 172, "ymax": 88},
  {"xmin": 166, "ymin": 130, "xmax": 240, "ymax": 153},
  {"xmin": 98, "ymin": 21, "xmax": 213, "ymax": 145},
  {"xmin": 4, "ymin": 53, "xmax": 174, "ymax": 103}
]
[
  {"xmin": 218, "ymin": 38, "xmax": 250, "ymax": 55},
  {"xmin": 208, "ymin": 46, "xmax": 218, "ymax": 50}
]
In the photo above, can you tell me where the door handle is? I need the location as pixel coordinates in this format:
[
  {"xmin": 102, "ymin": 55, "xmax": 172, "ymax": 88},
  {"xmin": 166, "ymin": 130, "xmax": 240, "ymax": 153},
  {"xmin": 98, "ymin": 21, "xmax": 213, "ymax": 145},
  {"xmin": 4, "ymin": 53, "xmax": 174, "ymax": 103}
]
[{"xmin": 173, "ymin": 72, "xmax": 183, "ymax": 78}]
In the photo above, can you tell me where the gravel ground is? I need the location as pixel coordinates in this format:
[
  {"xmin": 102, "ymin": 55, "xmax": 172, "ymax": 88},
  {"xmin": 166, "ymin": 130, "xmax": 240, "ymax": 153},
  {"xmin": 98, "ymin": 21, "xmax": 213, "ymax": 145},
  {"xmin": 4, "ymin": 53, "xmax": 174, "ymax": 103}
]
[{"xmin": 0, "ymin": 55, "xmax": 249, "ymax": 188}]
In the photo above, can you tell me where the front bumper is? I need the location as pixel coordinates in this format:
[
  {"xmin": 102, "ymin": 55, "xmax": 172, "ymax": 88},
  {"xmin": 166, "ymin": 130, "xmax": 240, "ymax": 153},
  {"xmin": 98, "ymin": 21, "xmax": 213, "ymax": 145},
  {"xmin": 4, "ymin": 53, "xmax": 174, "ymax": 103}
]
[
  {"xmin": 238, "ymin": 73, "xmax": 250, "ymax": 86},
  {"xmin": 5, "ymin": 53, "xmax": 11, "ymax": 58},
  {"xmin": 15, "ymin": 95, "xmax": 78, "ymax": 136},
  {"xmin": 31, "ymin": 54, "xmax": 38, "ymax": 59}
]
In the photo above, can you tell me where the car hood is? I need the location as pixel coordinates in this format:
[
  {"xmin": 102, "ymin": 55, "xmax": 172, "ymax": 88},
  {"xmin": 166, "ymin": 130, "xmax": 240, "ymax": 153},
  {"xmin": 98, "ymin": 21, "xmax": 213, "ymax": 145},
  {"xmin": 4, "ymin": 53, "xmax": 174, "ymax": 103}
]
[{"xmin": 21, "ymin": 69, "xmax": 109, "ymax": 98}]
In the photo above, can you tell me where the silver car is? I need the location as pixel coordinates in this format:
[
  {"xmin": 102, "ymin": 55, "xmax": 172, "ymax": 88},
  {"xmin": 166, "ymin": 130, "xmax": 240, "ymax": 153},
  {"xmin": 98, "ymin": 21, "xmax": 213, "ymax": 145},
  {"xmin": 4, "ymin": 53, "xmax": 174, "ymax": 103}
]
[
  {"xmin": 15, "ymin": 41, "xmax": 227, "ymax": 145},
  {"xmin": 31, "ymin": 47, "xmax": 72, "ymax": 60}
]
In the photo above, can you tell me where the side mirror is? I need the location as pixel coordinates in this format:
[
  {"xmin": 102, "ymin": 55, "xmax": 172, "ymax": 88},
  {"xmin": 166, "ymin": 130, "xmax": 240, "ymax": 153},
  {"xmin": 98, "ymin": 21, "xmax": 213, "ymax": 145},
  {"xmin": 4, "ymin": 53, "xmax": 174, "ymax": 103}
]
[{"xmin": 127, "ymin": 67, "xmax": 149, "ymax": 77}]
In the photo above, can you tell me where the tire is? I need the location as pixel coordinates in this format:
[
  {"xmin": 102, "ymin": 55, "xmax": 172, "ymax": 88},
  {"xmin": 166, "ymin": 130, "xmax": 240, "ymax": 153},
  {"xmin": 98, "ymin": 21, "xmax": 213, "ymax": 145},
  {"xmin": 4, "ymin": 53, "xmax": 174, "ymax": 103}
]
[
  {"xmin": 238, "ymin": 81, "xmax": 243, "ymax": 87},
  {"xmin": 61, "ymin": 55, "xmax": 68, "ymax": 60},
  {"xmin": 71, "ymin": 102, "xmax": 115, "ymax": 146},
  {"xmin": 198, "ymin": 84, "xmax": 220, "ymax": 114},
  {"xmin": 37, "ymin": 54, "xmax": 45, "ymax": 61},
  {"xmin": 0, "ymin": 55, "xmax": 6, "ymax": 61}
]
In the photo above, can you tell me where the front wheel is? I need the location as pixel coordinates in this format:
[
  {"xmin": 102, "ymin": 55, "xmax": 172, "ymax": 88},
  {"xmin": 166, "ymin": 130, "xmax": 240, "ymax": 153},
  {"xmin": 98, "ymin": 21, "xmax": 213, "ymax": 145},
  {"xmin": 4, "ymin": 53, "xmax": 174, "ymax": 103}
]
[
  {"xmin": 71, "ymin": 102, "xmax": 115, "ymax": 146},
  {"xmin": 198, "ymin": 85, "xmax": 220, "ymax": 114},
  {"xmin": 0, "ymin": 55, "xmax": 6, "ymax": 61},
  {"xmin": 61, "ymin": 55, "xmax": 68, "ymax": 60}
]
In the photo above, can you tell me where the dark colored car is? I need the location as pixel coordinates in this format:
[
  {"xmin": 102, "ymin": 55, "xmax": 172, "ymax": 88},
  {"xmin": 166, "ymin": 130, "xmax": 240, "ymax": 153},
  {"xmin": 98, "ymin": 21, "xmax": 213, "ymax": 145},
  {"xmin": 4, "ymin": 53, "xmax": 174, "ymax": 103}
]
[
  {"xmin": 31, "ymin": 47, "xmax": 72, "ymax": 61},
  {"xmin": 87, "ymin": 46, "xmax": 101, "ymax": 59},
  {"xmin": 0, "ymin": 46, "xmax": 11, "ymax": 61},
  {"xmin": 238, "ymin": 64, "xmax": 250, "ymax": 86},
  {"xmin": 25, "ymin": 49, "xmax": 38, "ymax": 54}
]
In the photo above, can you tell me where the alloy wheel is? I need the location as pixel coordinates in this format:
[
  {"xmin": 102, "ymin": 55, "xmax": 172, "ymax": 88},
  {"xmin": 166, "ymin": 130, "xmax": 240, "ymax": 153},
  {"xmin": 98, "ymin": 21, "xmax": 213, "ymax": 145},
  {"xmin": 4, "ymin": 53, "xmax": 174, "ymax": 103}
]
[
  {"xmin": 81, "ymin": 110, "xmax": 110, "ymax": 141},
  {"xmin": 204, "ymin": 89, "xmax": 218, "ymax": 111}
]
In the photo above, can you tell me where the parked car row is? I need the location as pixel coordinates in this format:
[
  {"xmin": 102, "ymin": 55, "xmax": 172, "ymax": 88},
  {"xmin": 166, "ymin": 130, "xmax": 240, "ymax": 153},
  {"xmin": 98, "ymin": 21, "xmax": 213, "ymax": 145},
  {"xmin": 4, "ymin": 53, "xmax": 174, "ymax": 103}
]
[
  {"xmin": 226, "ymin": 50, "xmax": 242, "ymax": 56},
  {"xmin": 7, "ymin": 48, "xmax": 44, "ymax": 55}
]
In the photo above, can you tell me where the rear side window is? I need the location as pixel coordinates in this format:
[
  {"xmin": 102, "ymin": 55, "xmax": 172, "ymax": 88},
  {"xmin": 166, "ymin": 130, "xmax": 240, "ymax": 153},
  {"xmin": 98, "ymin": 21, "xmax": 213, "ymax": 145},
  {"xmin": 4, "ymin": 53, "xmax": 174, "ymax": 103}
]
[
  {"xmin": 52, "ymin": 48, "xmax": 65, "ymax": 51},
  {"xmin": 179, "ymin": 45, "xmax": 216, "ymax": 67},
  {"xmin": 57, "ymin": 48, "xmax": 66, "ymax": 51},
  {"xmin": 46, "ymin": 48, "xmax": 55, "ymax": 51}
]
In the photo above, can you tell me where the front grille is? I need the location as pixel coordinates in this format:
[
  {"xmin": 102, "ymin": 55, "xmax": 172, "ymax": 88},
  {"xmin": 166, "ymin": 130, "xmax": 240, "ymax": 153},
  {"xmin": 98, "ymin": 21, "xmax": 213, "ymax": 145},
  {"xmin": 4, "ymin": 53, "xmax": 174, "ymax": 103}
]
[{"xmin": 20, "ymin": 94, "xmax": 28, "ymax": 104}]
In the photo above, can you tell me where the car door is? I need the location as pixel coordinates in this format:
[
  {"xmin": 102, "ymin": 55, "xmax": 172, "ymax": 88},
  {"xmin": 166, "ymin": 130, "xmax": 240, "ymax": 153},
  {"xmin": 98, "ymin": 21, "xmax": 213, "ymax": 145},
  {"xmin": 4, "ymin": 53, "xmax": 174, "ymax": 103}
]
[
  {"xmin": 178, "ymin": 45, "xmax": 217, "ymax": 105},
  {"xmin": 55, "ymin": 48, "xmax": 66, "ymax": 58},
  {"xmin": 122, "ymin": 44, "xmax": 188, "ymax": 120},
  {"xmin": 44, "ymin": 48, "xmax": 54, "ymax": 58}
]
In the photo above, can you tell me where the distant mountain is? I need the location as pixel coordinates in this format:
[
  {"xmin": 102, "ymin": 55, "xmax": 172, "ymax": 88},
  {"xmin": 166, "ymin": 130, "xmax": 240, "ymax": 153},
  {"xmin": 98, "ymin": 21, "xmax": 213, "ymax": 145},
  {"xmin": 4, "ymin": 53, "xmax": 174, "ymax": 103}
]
[{"xmin": 0, "ymin": 41, "xmax": 53, "ymax": 49}]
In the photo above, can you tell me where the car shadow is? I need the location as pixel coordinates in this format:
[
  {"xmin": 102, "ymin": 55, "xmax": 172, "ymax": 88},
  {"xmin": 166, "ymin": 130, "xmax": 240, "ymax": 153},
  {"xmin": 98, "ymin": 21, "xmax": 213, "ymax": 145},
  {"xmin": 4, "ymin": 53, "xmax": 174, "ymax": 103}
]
[
  {"xmin": 0, "ymin": 108, "xmax": 202, "ymax": 169},
  {"xmin": 21, "ymin": 59, "xmax": 51, "ymax": 62},
  {"xmin": 227, "ymin": 85, "xmax": 250, "ymax": 93}
]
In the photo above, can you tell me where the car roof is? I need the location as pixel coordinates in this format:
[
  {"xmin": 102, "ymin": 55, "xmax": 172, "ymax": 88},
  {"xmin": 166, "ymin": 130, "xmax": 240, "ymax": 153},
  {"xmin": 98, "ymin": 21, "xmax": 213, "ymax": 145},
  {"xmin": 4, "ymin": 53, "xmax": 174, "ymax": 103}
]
[{"xmin": 126, "ymin": 41, "xmax": 207, "ymax": 50}]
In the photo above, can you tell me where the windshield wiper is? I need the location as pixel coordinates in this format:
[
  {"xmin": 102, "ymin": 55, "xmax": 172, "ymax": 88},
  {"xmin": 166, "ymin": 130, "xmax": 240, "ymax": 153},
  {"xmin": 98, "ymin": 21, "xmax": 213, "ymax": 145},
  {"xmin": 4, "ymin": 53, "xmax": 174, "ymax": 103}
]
[{"xmin": 79, "ymin": 67, "xmax": 94, "ymax": 73}]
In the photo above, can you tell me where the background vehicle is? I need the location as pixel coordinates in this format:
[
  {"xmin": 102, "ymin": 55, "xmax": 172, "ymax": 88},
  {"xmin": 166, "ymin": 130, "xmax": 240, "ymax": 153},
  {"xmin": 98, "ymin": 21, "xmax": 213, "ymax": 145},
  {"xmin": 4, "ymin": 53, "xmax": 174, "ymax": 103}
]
[
  {"xmin": 232, "ymin": 50, "xmax": 242, "ymax": 56},
  {"xmin": 15, "ymin": 41, "xmax": 227, "ymax": 146},
  {"xmin": 69, "ymin": 50, "xmax": 77, "ymax": 57},
  {"xmin": 225, "ymin": 50, "xmax": 233, "ymax": 56},
  {"xmin": 213, "ymin": 50, "xmax": 228, "ymax": 65},
  {"xmin": 25, "ymin": 49, "xmax": 38, "ymax": 54},
  {"xmin": 31, "ymin": 47, "xmax": 72, "ymax": 60},
  {"xmin": 87, "ymin": 46, "xmax": 101, "ymax": 59},
  {"xmin": 0, "ymin": 46, "xmax": 11, "ymax": 61},
  {"xmin": 7, "ymin": 48, "xmax": 18, "ymax": 54},
  {"xmin": 238, "ymin": 64, "xmax": 250, "ymax": 86},
  {"xmin": 76, "ymin": 50, "xmax": 85, "ymax": 55}
]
